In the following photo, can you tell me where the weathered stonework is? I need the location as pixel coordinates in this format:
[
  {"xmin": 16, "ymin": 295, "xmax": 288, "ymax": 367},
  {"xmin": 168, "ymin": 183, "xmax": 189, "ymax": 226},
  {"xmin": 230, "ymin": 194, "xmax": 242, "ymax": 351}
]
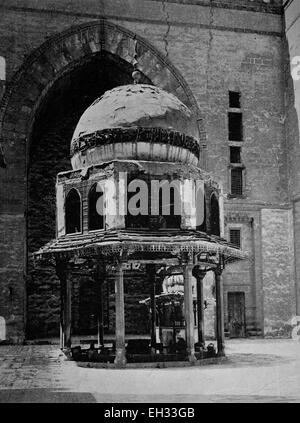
[
  {"xmin": 0, "ymin": 214, "xmax": 25, "ymax": 343},
  {"xmin": 261, "ymin": 208, "xmax": 295, "ymax": 336},
  {"xmin": 0, "ymin": 0, "xmax": 299, "ymax": 341},
  {"xmin": 285, "ymin": 0, "xmax": 300, "ymax": 318}
]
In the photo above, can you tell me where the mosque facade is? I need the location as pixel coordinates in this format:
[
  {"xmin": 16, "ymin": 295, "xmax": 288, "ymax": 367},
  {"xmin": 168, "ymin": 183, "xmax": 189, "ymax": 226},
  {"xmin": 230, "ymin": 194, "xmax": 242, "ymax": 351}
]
[{"xmin": 0, "ymin": 0, "xmax": 299, "ymax": 344}]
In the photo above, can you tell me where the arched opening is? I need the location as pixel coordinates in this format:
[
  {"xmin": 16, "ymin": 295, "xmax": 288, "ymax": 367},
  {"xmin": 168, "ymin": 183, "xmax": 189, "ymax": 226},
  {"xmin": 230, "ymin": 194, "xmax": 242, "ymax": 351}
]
[
  {"xmin": 210, "ymin": 194, "xmax": 220, "ymax": 236},
  {"xmin": 126, "ymin": 179, "xmax": 150, "ymax": 229},
  {"xmin": 88, "ymin": 183, "xmax": 104, "ymax": 231},
  {"xmin": 0, "ymin": 21, "xmax": 201, "ymax": 340},
  {"xmin": 28, "ymin": 52, "xmax": 141, "ymax": 250},
  {"xmin": 197, "ymin": 195, "xmax": 207, "ymax": 232},
  {"xmin": 26, "ymin": 52, "xmax": 142, "ymax": 337},
  {"xmin": 126, "ymin": 181, "xmax": 182, "ymax": 230},
  {"xmin": 0, "ymin": 316, "xmax": 6, "ymax": 341},
  {"xmin": 159, "ymin": 186, "xmax": 181, "ymax": 229},
  {"xmin": 65, "ymin": 189, "xmax": 81, "ymax": 234}
]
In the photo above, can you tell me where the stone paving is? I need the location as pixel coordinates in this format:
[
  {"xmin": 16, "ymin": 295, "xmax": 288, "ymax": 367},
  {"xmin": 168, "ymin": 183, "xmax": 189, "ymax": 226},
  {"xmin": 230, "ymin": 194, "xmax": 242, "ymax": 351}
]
[{"xmin": 0, "ymin": 339, "xmax": 300, "ymax": 402}]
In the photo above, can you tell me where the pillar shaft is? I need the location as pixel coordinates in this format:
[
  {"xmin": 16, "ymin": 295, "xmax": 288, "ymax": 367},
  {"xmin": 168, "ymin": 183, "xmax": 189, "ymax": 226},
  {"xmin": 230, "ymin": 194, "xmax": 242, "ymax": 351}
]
[
  {"xmin": 114, "ymin": 261, "xmax": 126, "ymax": 367},
  {"xmin": 56, "ymin": 261, "xmax": 72, "ymax": 349},
  {"xmin": 148, "ymin": 264, "xmax": 157, "ymax": 351},
  {"xmin": 215, "ymin": 269, "xmax": 225, "ymax": 357},
  {"xmin": 98, "ymin": 281, "xmax": 104, "ymax": 347},
  {"xmin": 196, "ymin": 272, "xmax": 206, "ymax": 348},
  {"xmin": 95, "ymin": 263, "xmax": 105, "ymax": 347},
  {"xmin": 183, "ymin": 262, "xmax": 197, "ymax": 362},
  {"xmin": 59, "ymin": 279, "xmax": 65, "ymax": 349},
  {"xmin": 65, "ymin": 274, "xmax": 72, "ymax": 348}
]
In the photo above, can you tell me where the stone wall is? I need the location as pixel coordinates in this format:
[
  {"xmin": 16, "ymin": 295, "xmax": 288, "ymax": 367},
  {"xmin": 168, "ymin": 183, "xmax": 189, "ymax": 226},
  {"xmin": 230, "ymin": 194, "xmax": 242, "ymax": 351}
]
[
  {"xmin": 223, "ymin": 215, "xmax": 258, "ymax": 335},
  {"xmin": 261, "ymin": 208, "xmax": 295, "ymax": 336},
  {"xmin": 0, "ymin": 214, "xmax": 25, "ymax": 343},
  {"xmin": 0, "ymin": 0, "xmax": 297, "ymax": 339},
  {"xmin": 293, "ymin": 201, "xmax": 300, "ymax": 316},
  {"xmin": 285, "ymin": 0, "xmax": 300, "ymax": 317}
]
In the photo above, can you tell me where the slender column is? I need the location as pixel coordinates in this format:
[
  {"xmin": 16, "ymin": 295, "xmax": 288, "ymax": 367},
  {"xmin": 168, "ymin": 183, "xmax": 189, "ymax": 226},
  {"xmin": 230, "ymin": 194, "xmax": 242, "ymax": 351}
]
[
  {"xmin": 59, "ymin": 276, "xmax": 65, "ymax": 349},
  {"xmin": 95, "ymin": 263, "xmax": 105, "ymax": 347},
  {"xmin": 183, "ymin": 257, "xmax": 197, "ymax": 363},
  {"xmin": 194, "ymin": 268, "xmax": 206, "ymax": 348},
  {"xmin": 114, "ymin": 261, "xmax": 127, "ymax": 367},
  {"xmin": 65, "ymin": 272, "xmax": 72, "ymax": 348},
  {"xmin": 215, "ymin": 268, "xmax": 225, "ymax": 357},
  {"xmin": 98, "ymin": 280, "xmax": 104, "ymax": 347},
  {"xmin": 106, "ymin": 276, "xmax": 110, "ymax": 331},
  {"xmin": 56, "ymin": 261, "xmax": 72, "ymax": 349},
  {"xmin": 148, "ymin": 264, "xmax": 157, "ymax": 353}
]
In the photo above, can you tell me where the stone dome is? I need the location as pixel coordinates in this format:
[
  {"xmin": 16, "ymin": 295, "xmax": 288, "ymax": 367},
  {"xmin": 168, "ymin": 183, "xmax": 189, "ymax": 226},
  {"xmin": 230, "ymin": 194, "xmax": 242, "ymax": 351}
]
[{"xmin": 70, "ymin": 84, "xmax": 200, "ymax": 170}]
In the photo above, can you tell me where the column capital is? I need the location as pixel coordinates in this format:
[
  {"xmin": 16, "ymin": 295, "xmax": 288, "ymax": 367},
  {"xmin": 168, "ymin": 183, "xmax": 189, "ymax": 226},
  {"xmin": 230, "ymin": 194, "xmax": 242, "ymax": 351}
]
[
  {"xmin": 192, "ymin": 265, "xmax": 207, "ymax": 280},
  {"xmin": 91, "ymin": 260, "xmax": 106, "ymax": 280},
  {"xmin": 214, "ymin": 266, "xmax": 224, "ymax": 277},
  {"xmin": 181, "ymin": 251, "xmax": 194, "ymax": 266},
  {"xmin": 113, "ymin": 250, "xmax": 128, "ymax": 266},
  {"xmin": 55, "ymin": 259, "xmax": 71, "ymax": 279}
]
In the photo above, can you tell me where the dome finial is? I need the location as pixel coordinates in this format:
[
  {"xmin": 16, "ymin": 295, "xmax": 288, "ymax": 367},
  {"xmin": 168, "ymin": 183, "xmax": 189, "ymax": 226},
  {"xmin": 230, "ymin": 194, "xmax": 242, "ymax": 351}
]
[{"xmin": 132, "ymin": 37, "xmax": 142, "ymax": 84}]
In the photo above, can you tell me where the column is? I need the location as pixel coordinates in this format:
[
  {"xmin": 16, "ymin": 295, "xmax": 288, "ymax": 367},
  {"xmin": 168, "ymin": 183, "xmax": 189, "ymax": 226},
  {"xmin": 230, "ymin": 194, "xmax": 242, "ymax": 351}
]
[
  {"xmin": 148, "ymin": 264, "xmax": 157, "ymax": 353},
  {"xmin": 215, "ymin": 268, "xmax": 225, "ymax": 357},
  {"xmin": 98, "ymin": 281, "xmax": 104, "ymax": 347},
  {"xmin": 194, "ymin": 268, "xmax": 206, "ymax": 348},
  {"xmin": 56, "ymin": 261, "xmax": 72, "ymax": 349},
  {"xmin": 183, "ymin": 257, "xmax": 197, "ymax": 363},
  {"xmin": 114, "ymin": 261, "xmax": 127, "ymax": 367},
  {"xmin": 65, "ymin": 272, "xmax": 72, "ymax": 348},
  {"xmin": 95, "ymin": 263, "xmax": 105, "ymax": 347},
  {"xmin": 59, "ymin": 278, "xmax": 65, "ymax": 349}
]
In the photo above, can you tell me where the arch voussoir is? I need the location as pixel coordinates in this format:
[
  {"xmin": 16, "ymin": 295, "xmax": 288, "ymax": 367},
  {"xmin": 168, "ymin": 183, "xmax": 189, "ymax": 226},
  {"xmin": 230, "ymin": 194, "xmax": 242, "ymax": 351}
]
[{"xmin": 29, "ymin": 57, "xmax": 56, "ymax": 88}]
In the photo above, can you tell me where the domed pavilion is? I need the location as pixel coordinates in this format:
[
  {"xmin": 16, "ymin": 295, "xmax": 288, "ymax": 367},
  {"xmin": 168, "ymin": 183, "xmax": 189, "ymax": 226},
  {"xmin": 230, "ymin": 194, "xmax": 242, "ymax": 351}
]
[{"xmin": 35, "ymin": 81, "xmax": 246, "ymax": 367}]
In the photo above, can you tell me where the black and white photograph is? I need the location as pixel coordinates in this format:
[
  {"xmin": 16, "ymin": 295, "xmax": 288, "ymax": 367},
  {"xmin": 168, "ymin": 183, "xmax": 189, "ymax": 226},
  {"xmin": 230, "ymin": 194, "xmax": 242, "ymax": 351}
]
[{"xmin": 0, "ymin": 0, "xmax": 300, "ymax": 407}]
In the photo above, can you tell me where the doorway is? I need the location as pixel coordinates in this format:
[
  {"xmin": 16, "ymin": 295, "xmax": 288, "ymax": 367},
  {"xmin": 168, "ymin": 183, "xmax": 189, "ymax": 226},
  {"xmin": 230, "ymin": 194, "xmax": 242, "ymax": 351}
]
[{"xmin": 227, "ymin": 292, "xmax": 246, "ymax": 338}]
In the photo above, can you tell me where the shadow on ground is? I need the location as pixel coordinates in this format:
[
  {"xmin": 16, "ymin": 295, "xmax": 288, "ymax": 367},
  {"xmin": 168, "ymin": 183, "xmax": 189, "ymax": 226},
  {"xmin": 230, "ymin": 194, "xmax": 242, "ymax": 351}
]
[
  {"xmin": 0, "ymin": 389, "xmax": 97, "ymax": 403},
  {"xmin": 225, "ymin": 353, "xmax": 294, "ymax": 368},
  {"xmin": 92, "ymin": 394, "xmax": 300, "ymax": 403},
  {"xmin": 71, "ymin": 352, "xmax": 294, "ymax": 371},
  {"xmin": 0, "ymin": 390, "xmax": 299, "ymax": 403}
]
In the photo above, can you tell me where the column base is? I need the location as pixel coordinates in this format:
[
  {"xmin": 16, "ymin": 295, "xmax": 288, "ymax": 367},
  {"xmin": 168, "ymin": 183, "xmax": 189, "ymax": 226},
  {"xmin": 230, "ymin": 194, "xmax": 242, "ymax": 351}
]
[
  {"xmin": 187, "ymin": 349, "xmax": 197, "ymax": 363},
  {"xmin": 114, "ymin": 348, "xmax": 127, "ymax": 368}
]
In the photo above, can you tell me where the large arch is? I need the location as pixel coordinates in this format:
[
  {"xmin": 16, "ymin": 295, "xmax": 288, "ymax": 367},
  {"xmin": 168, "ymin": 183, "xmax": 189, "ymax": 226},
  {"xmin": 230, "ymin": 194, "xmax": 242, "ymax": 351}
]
[
  {"xmin": 0, "ymin": 20, "xmax": 203, "ymax": 338},
  {"xmin": 0, "ymin": 18, "xmax": 204, "ymax": 219},
  {"xmin": 0, "ymin": 19, "xmax": 201, "ymax": 139}
]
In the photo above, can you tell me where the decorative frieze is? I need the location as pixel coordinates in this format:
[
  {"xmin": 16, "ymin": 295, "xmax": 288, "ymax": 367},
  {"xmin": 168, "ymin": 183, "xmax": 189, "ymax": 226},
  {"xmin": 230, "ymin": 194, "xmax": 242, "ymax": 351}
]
[{"xmin": 71, "ymin": 127, "xmax": 200, "ymax": 158}]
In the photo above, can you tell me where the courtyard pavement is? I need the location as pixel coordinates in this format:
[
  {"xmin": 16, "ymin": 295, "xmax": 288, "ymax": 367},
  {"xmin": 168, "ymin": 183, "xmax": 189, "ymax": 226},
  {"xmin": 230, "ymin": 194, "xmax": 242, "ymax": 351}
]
[{"xmin": 0, "ymin": 339, "xmax": 300, "ymax": 403}]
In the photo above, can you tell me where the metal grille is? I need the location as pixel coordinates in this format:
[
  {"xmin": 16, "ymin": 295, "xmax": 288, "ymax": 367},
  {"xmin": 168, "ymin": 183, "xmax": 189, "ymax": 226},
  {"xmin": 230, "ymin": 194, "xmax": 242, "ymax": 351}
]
[
  {"xmin": 229, "ymin": 91, "xmax": 241, "ymax": 108},
  {"xmin": 231, "ymin": 168, "xmax": 243, "ymax": 196},
  {"xmin": 228, "ymin": 112, "xmax": 243, "ymax": 141},
  {"xmin": 230, "ymin": 146, "xmax": 241, "ymax": 164},
  {"xmin": 229, "ymin": 229, "xmax": 241, "ymax": 248}
]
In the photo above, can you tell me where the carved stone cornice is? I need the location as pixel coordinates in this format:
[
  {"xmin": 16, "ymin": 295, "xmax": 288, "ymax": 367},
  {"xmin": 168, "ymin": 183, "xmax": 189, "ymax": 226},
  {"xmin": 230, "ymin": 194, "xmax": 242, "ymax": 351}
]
[
  {"xmin": 70, "ymin": 127, "xmax": 200, "ymax": 158},
  {"xmin": 225, "ymin": 213, "xmax": 253, "ymax": 225}
]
